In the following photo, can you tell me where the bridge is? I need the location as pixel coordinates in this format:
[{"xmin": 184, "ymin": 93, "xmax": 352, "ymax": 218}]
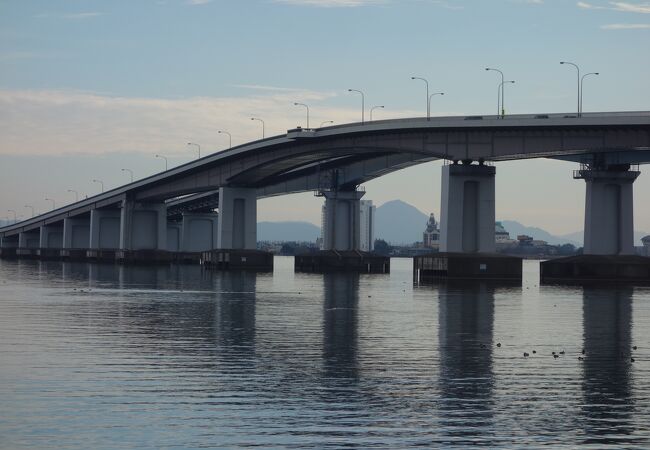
[{"xmin": 1, "ymin": 111, "xmax": 649, "ymax": 260}]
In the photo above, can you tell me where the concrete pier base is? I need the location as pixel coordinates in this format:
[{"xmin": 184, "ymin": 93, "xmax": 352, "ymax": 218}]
[
  {"xmin": 60, "ymin": 249, "xmax": 88, "ymax": 261},
  {"xmin": 86, "ymin": 249, "xmax": 117, "ymax": 262},
  {"xmin": 116, "ymin": 249, "xmax": 173, "ymax": 265},
  {"xmin": 414, "ymin": 252, "xmax": 522, "ymax": 282},
  {"xmin": 295, "ymin": 250, "xmax": 390, "ymax": 273},
  {"xmin": 201, "ymin": 249, "xmax": 273, "ymax": 271},
  {"xmin": 540, "ymin": 255, "xmax": 650, "ymax": 284},
  {"xmin": 36, "ymin": 248, "xmax": 62, "ymax": 260},
  {"xmin": 0, "ymin": 248, "xmax": 17, "ymax": 258}
]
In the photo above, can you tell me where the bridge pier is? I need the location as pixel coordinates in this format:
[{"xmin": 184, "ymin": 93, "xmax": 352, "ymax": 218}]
[
  {"xmin": 295, "ymin": 190, "xmax": 389, "ymax": 273},
  {"xmin": 17, "ymin": 230, "xmax": 40, "ymax": 258},
  {"xmin": 88, "ymin": 208, "xmax": 121, "ymax": 261},
  {"xmin": 38, "ymin": 225, "xmax": 63, "ymax": 259},
  {"xmin": 117, "ymin": 200, "xmax": 169, "ymax": 263},
  {"xmin": 541, "ymin": 165, "xmax": 649, "ymax": 283},
  {"xmin": 0, "ymin": 235, "xmax": 19, "ymax": 258},
  {"xmin": 61, "ymin": 217, "xmax": 90, "ymax": 260},
  {"xmin": 415, "ymin": 162, "xmax": 521, "ymax": 281},
  {"xmin": 182, "ymin": 212, "xmax": 219, "ymax": 252},
  {"xmin": 440, "ymin": 162, "xmax": 496, "ymax": 253},
  {"xmin": 167, "ymin": 222, "xmax": 182, "ymax": 252},
  {"xmin": 322, "ymin": 190, "xmax": 365, "ymax": 251},
  {"xmin": 217, "ymin": 187, "xmax": 256, "ymax": 250}
]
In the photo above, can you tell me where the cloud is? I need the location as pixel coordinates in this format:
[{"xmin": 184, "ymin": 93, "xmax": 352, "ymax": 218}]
[
  {"xmin": 601, "ymin": 22, "xmax": 650, "ymax": 27},
  {"xmin": 0, "ymin": 89, "xmax": 420, "ymax": 157},
  {"xmin": 273, "ymin": 0, "xmax": 386, "ymax": 7},
  {"xmin": 187, "ymin": 0, "xmax": 212, "ymax": 4},
  {"xmin": 578, "ymin": 1, "xmax": 650, "ymax": 13}
]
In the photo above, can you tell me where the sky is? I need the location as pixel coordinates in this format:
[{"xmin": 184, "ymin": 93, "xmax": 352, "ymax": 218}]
[{"xmin": 1, "ymin": 0, "xmax": 649, "ymax": 236}]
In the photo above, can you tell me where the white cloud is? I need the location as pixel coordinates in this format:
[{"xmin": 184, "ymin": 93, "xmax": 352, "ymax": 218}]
[
  {"xmin": 601, "ymin": 22, "xmax": 650, "ymax": 27},
  {"xmin": 578, "ymin": 1, "xmax": 650, "ymax": 13},
  {"xmin": 0, "ymin": 89, "xmax": 419, "ymax": 157},
  {"xmin": 187, "ymin": 0, "xmax": 212, "ymax": 4},
  {"xmin": 273, "ymin": 0, "xmax": 385, "ymax": 7}
]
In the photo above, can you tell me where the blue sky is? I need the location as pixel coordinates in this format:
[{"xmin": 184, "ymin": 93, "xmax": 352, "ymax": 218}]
[{"xmin": 1, "ymin": 0, "xmax": 649, "ymax": 235}]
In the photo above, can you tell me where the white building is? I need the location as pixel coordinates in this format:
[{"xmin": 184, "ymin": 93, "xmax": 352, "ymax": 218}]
[
  {"xmin": 319, "ymin": 199, "xmax": 375, "ymax": 251},
  {"xmin": 359, "ymin": 200, "xmax": 376, "ymax": 252},
  {"xmin": 423, "ymin": 213, "xmax": 440, "ymax": 249}
]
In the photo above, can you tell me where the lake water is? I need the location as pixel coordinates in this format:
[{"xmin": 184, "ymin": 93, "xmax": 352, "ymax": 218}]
[{"xmin": 0, "ymin": 257, "xmax": 649, "ymax": 449}]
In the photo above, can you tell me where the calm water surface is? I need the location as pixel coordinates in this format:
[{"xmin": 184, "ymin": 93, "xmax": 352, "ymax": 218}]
[{"xmin": 0, "ymin": 257, "xmax": 649, "ymax": 449}]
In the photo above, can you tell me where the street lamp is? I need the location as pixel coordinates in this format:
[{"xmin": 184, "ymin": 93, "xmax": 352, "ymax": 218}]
[
  {"xmin": 319, "ymin": 120, "xmax": 334, "ymax": 128},
  {"xmin": 8, "ymin": 210, "xmax": 16, "ymax": 223},
  {"xmin": 121, "ymin": 168, "xmax": 134, "ymax": 183},
  {"xmin": 251, "ymin": 117, "xmax": 265, "ymax": 138},
  {"xmin": 293, "ymin": 102, "xmax": 310, "ymax": 128},
  {"xmin": 411, "ymin": 76, "xmax": 430, "ymax": 119},
  {"xmin": 67, "ymin": 189, "xmax": 79, "ymax": 202},
  {"xmin": 428, "ymin": 92, "xmax": 444, "ymax": 118},
  {"xmin": 560, "ymin": 61, "xmax": 581, "ymax": 116},
  {"xmin": 580, "ymin": 72, "xmax": 599, "ymax": 115},
  {"xmin": 348, "ymin": 89, "xmax": 365, "ymax": 124},
  {"xmin": 92, "ymin": 179, "xmax": 104, "ymax": 193},
  {"xmin": 45, "ymin": 198, "xmax": 55, "ymax": 211},
  {"xmin": 218, "ymin": 130, "xmax": 232, "ymax": 149},
  {"xmin": 187, "ymin": 142, "xmax": 201, "ymax": 159},
  {"xmin": 155, "ymin": 154, "xmax": 168, "ymax": 171},
  {"xmin": 24, "ymin": 205, "xmax": 34, "ymax": 218},
  {"xmin": 485, "ymin": 68, "xmax": 505, "ymax": 118},
  {"xmin": 499, "ymin": 81, "xmax": 515, "ymax": 117},
  {"xmin": 370, "ymin": 105, "xmax": 385, "ymax": 121}
]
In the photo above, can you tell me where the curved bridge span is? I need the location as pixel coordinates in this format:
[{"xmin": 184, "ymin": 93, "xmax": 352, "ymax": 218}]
[{"xmin": 2, "ymin": 111, "xmax": 649, "ymax": 256}]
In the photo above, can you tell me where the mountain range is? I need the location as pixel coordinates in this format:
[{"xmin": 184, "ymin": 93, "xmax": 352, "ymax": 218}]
[{"xmin": 259, "ymin": 200, "xmax": 648, "ymax": 247}]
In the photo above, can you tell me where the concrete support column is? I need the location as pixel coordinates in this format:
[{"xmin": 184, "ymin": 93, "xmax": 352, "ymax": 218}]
[
  {"xmin": 167, "ymin": 222, "xmax": 182, "ymax": 252},
  {"xmin": 580, "ymin": 168, "xmax": 640, "ymax": 255},
  {"xmin": 217, "ymin": 187, "xmax": 256, "ymax": 250},
  {"xmin": 322, "ymin": 190, "xmax": 366, "ymax": 251},
  {"xmin": 40, "ymin": 225, "xmax": 63, "ymax": 248},
  {"xmin": 119, "ymin": 200, "xmax": 167, "ymax": 250},
  {"xmin": 1, "ymin": 236, "xmax": 19, "ymax": 248},
  {"xmin": 63, "ymin": 217, "xmax": 90, "ymax": 249},
  {"xmin": 181, "ymin": 212, "xmax": 219, "ymax": 252},
  {"xmin": 19, "ymin": 230, "xmax": 41, "ymax": 249},
  {"xmin": 440, "ymin": 163, "xmax": 496, "ymax": 253},
  {"xmin": 90, "ymin": 209, "xmax": 121, "ymax": 249}
]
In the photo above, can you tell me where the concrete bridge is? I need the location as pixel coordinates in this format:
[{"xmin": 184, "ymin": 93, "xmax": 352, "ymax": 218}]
[{"xmin": 1, "ymin": 111, "xmax": 649, "ymax": 260}]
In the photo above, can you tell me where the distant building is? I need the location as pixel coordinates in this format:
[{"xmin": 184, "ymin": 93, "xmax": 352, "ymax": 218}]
[
  {"xmin": 518, "ymin": 235, "xmax": 534, "ymax": 246},
  {"xmin": 319, "ymin": 199, "xmax": 375, "ymax": 251},
  {"xmin": 359, "ymin": 200, "xmax": 376, "ymax": 252},
  {"xmin": 423, "ymin": 213, "xmax": 440, "ymax": 249},
  {"xmin": 495, "ymin": 222, "xmax": 511, "ymax": 242},
  {"xmin": 642, "ymin": 235, "xmax": 650, "ymax": 257}
]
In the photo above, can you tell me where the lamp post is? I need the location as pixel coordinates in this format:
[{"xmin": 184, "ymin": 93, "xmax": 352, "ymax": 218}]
[
  {"xmin": 187, "ymin": 142, "xmax": 201, "ymax": 159},
  {"xmin": 370, "ymin": 105, "xmax": 384, "ymax": 121},
  {"xmin": 8, "ymin": 209, "xmax": 16, "ymax": 224},
  {"xmin": 485, "ymin": 68, "xmax": 505, "ymax": 118},
  {"xmin": 155, "ymin": 154, "xmax": 168, "ymax": 171},
  {"xmin": 45, "ymin": 198, "xmax": 55, "ymax": 211},
  {"xmin": 499, "ymin": 80, "xmax": 515, "ymax": 117},
  {"xmin": 411, "ymin": 76, "xmax": 430, "ymax": 119},
  {"xmin": 92, "ymin": 179, "xmax": 104, "ymax": 193},
  {"xmin": 347, "ymin": 89, "xmax": 365, "ymax": 124},
  {"xmin": 67, "ymin": 189, "xmax": 79, "ymax": 202},
  {"xmin": 319, "ymin": 120, "xmax": 334, "ymax": 128},
  {"xmin": 218, "ymin": 130, "xmax": 232, "ymax": 149},
  {"xmin": 293, "ymin": 102, "xmax": 310, "ymax": 128},
  {"xmin": 250, "ymin": 117, "xmax": 265, "ymax": 138},
  {"xmin": 428, "ymin": 92, "xmax": 444, "ymax": 118},
  {"xmin": 24, "ymin": 205, "xmax": 34, "ymax": 218},
  {"xmin": 580, "ymin": 72, "xmax": 599, "ymax": 115},
  {"xmin": 121, "ymin": 168, "xmax": 134, "ymax": 183},
  {"xmin": 560, "ymin": 61, "xmax": 581, "ymax": 117}
]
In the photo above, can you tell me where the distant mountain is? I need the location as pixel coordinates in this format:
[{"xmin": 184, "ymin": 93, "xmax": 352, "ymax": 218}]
[
  {"xmin": 557, "ymin": 229, "xmax": 649, "ymax": 247},
  {"xmin": 257, "ymin": 221, "xmax": 320, "ymax": 242},
  {"xmin": 375, "ymin": 200, "xmax": 429, "ymax": 245},
  {"xmin": 500, "ymin": 221, "xmax": 581, "ymax": 246}
]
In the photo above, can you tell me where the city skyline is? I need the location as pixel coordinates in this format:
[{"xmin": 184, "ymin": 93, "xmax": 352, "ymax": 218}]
[{"xmin": 1, "ymin": 0, "xmax": 649, "ymax": 234}]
